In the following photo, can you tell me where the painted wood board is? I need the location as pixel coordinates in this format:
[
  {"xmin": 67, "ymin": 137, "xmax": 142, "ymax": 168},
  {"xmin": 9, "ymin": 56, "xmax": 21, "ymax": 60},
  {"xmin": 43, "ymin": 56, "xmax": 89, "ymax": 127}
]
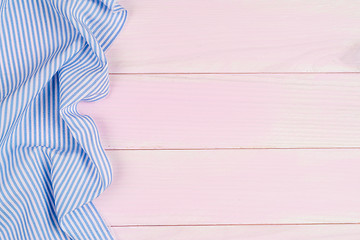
[
  {"xmin": 94, "ymin": 149, "xmax": 360, "ymax": 225},
  {"xmin": 107, "ymin": 0, "xmax": 360, "ymax": 73},
  {"xmin": 78, "ymin": 74, "xmax": 360, "ymax": 149},
  {"xmin": 110, "ymin": 225, "xmax": 360, "ymax": 240}
]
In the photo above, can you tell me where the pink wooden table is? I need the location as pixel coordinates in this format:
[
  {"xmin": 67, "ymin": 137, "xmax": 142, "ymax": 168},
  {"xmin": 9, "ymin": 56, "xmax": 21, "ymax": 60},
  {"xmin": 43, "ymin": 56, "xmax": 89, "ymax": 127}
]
[{"xmin": 78, "ymin": 0, "xmax": 360, "ymax": 239}]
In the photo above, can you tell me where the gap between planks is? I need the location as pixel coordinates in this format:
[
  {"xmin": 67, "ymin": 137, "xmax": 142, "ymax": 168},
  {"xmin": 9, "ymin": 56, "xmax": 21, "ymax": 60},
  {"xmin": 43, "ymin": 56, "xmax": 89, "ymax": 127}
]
[
  {"xmin": 104, "ymin": 147, "xmax": 360, "ymax": 150},
  {"xmin": 110, "ymin": 223, "xmax": 360, "ymax": 228},
  {"xmin": 109, "ymin": 72, "xmax": 360, "ymax": 75}
]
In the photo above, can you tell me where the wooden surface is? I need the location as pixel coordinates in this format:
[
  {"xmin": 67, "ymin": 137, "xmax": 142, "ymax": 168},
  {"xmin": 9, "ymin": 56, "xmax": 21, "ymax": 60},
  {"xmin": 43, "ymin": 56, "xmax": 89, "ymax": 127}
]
[
  {"xmin": 95, "ymin": 149, "xmax": 360, "ymax": 225},
  {"xmin": 111, "ymin": 225, "xmax": 360, "ymax": 240},
  {"xmin": 107, "ymin": 0, "xmax": 360, "ymax": 73},
  {"xmin": 79, "ymin": 74, "xmax": 360, "ymax": 149},
  {"xmin": 79, "ymin": 0, "xmax": 360, "ymax": 239}
]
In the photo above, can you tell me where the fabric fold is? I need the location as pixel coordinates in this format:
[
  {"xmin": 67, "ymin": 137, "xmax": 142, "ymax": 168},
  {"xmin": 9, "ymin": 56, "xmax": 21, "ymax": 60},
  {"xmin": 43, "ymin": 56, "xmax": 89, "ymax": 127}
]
[{"xmin": 0, "ymin": 0, "xmax": 127, "ymax": 239}]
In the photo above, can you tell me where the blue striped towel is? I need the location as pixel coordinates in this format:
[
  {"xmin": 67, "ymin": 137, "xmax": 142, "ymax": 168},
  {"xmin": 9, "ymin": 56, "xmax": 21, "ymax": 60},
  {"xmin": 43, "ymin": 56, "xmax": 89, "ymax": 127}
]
[{"xmin": 0, "ymin": 0, "xmax": 127, "ymax": 239}]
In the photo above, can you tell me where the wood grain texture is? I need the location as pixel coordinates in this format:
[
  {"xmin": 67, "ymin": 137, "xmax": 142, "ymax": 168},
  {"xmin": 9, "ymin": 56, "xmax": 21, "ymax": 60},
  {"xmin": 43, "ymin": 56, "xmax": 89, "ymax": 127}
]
[
  {"xmin": 107, "ymin": 0, "xmax": 360, "ymax": 73},
  {"xmin": 110, "ymin": 225, "xmax": 360, "ymax": 240},
  {"xmin": 78, "ymin": 74, "xmax": 360, "ymax": 149},
  {"xmin": 95, "ymin": 1, "xmax": 360, "ymax": 237},
  {"xmin": 93, "ymin": 149, "xmax": 360, "ymax": 225}
]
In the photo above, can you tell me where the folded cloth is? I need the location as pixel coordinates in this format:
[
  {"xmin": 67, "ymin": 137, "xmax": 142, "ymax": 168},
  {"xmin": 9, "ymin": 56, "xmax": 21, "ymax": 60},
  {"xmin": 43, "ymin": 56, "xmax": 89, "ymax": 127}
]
[{"xmin": 0, "ymin": 0, "xmax": 127, "ymax": 239}]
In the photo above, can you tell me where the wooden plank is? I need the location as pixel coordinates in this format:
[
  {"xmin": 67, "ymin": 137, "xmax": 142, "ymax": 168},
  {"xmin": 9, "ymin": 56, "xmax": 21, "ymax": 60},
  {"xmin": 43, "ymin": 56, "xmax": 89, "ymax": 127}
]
[
  {"xmin": 94, "ymin": 149, "xmax": 360, "ymax": 225},
  {"xmin": 110, "ymin": 225, "xmax": 360, "ymax": 240},
  {"xmin": 107, "ymin": 0, "xmax": 360, "ymax": 73},
  {"xmin": 78, "ymin": 74, "xmax": 360, "ymax": 149}
]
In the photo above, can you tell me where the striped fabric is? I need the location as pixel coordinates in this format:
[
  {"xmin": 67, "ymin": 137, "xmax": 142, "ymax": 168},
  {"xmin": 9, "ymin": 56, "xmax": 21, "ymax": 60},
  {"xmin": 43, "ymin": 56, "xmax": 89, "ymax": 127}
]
[{"xmin": 0, "ymin": 0, "xmax": 127, "ymax": 239}]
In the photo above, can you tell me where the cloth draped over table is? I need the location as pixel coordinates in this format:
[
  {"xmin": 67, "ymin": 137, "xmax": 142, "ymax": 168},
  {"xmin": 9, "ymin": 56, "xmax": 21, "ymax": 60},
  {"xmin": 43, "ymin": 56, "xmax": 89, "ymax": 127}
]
[{"xmin": 0, "ymin": 0, "xmax": 127, "ymax": 239}]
